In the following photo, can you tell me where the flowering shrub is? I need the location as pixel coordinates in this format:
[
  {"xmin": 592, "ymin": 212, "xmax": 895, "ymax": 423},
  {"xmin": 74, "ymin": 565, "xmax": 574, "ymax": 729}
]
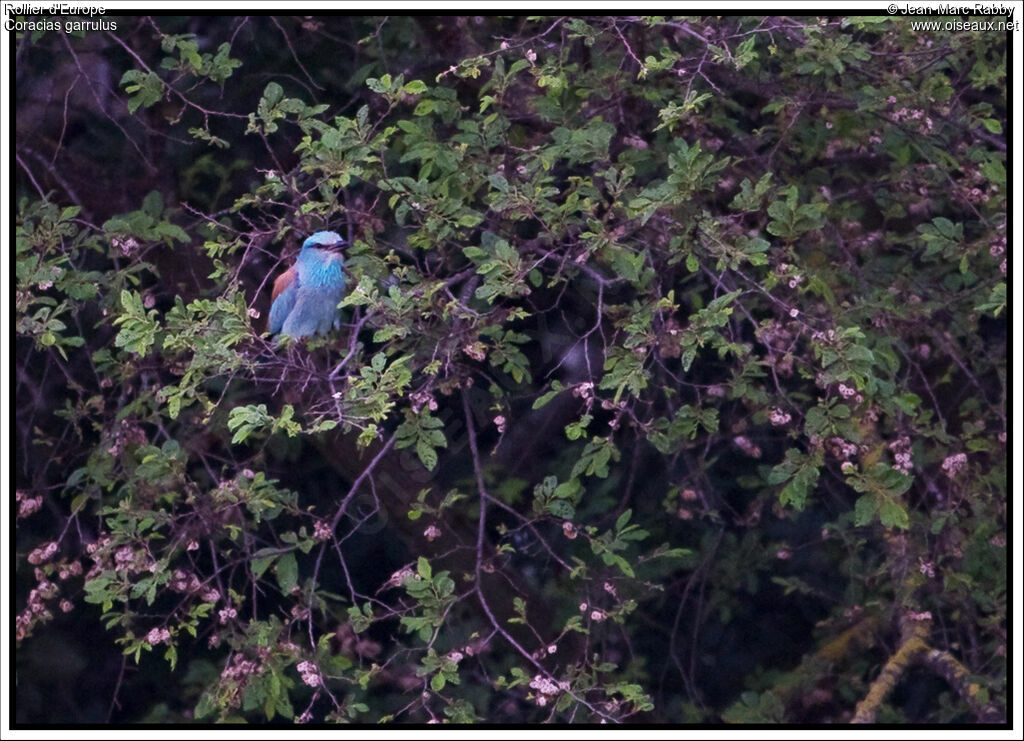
[{"xmin": 15, "ymin": 15, "xmax": 1005, "ymax": 724}]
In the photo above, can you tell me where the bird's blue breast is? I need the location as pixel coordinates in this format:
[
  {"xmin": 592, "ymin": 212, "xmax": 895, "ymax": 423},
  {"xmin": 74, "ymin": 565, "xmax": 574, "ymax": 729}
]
[{"xmin": 296, "ymin": 247, "xmax": 345, "ymax": 292}]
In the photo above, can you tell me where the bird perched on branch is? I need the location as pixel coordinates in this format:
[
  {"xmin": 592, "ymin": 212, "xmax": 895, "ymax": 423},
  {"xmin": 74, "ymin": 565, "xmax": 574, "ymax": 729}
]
[{"xmin": 268, "ymin": 231, "xmax": 346, "ymax": 339}]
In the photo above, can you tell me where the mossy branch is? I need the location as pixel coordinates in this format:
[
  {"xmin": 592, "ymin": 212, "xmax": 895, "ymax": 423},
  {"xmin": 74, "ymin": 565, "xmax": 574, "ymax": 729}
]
[
  {"xmin": 851, "ymin": 620, "xmax": 930, "ymax": 723},
  {"xmin": 851, "ymin": 619, "xmax": 1003, "ymax": 724},
  {"xmin": 921, "ymin": 647, "xmax": 1004, "ymax": 723}
]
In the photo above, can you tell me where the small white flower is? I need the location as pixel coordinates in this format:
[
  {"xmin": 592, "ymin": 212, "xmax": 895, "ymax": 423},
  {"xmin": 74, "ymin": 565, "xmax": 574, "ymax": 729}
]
[
  {"xmin": 941, "ymin": 453, "xmax": 967, "ymax": 479},
  {"xmin": 146, "ymin": 627, "xmax": 171, "ymax": 645},
  {"xmin": 918, "ymin": 558, "xmax": 935, "ymax": 578},
  {"xmin": 389, "ymin": 567, "xmax": 415, "ymax": 588},
  {"xmin": 296, "ymin": 660, "xmax": 321, "ymax": 687}
]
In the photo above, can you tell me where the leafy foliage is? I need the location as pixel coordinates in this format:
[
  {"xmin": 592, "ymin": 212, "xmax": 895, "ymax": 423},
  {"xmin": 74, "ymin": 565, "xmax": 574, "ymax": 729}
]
[{"xmin": 14, "ymin": 15, "xmax": 1005, "ymax": 725}]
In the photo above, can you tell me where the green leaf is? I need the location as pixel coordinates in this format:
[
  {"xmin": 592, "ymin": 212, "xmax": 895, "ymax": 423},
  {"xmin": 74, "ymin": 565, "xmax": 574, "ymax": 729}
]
[
  {"xmin": 431, "ymin": 672, "xmax": 447, "ymax": 692},
  {"xmin": 769, "ymin": 448, "xmax": 823, "ymax": 510},
  {"xmin": 416, "ymin": 439, "xmax": 438, "ymax": 470},
  {"xmin": 112, "ymin": 290, "xmax": 159, "ymax": 355},
  {"xmin": 396, "ymin": 409, "xmax": 447, "ymax": 471},
  {"xmin": 251, "ymin": 552, "xmax": 277, "ymax": 580},
  {"xmin": 275, "ymin": 552, "xmax": 298, "ymax": 594},
  {"xmin": 533, "ymin": 381, "xmax": 565, "ymax": 410},
  {"xmin": 120, "ymin": 70, "xmax": 164, "ymax": 113},
  {"xmin": 892, "ymin": 393, "xmax": 921, "ymax": 414},
  {"xmin": 571, "ymin": 437, "xmax": 619, "ymax": 478},
  {"xmin": 981, "ymin": 118, "xmax": 1002, "ymax": 134},
  {"xmin": 545, "ymin": 499, "xmax": 575, "ymax": 519},
  {"xmin": 608, "ymin": 553, "xmax": 635, "ymax": 578},
  {"xmin": 417, "ymin": 556, "xmax": 432, "ymax": 581},
  {"xmin": 879, "ymin": 499, "xmax": 910, "ymax": 529},
  {"xmin": 854, "ymin": 495, "xmax": 880, "ymax": 527},
  {"xmin": 974, "ymin": 282, "xmax": 1005, "ymax": 317}
]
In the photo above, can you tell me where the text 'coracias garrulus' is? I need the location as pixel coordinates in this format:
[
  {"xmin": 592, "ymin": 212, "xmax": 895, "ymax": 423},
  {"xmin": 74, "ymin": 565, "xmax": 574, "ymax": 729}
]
[{"xmin": 268, "ymin": 231, "xmax": 346, "ymax": 339}]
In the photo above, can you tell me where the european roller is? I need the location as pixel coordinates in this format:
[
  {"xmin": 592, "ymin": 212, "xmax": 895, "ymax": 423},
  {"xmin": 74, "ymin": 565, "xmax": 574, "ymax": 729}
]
[{"xmin": 268, "ymin": 231, "xmax": 346, "ymax": 338}]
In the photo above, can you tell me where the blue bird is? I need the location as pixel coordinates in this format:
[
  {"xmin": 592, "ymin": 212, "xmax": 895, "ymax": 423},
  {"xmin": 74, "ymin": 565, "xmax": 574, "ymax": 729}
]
[{"xmin": 268, "ymin": 231, "xmax": 346, "ymax": 338}]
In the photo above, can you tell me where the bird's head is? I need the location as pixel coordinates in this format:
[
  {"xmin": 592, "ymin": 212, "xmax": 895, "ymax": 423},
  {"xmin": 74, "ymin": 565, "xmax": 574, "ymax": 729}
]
[{"xmin": 301, "ymin": 230, "xmax": 345, "ymax": 251}]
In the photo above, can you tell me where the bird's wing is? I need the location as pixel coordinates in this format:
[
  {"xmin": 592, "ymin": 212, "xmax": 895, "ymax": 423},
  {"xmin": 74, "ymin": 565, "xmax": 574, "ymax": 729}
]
[
  {"xmin": 272, "ymin": 267, "xmax": 297, "ymax": 304},
  {"xmin": 268, "ymin": 268, "xmax": 298, "ymax": 335}
]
